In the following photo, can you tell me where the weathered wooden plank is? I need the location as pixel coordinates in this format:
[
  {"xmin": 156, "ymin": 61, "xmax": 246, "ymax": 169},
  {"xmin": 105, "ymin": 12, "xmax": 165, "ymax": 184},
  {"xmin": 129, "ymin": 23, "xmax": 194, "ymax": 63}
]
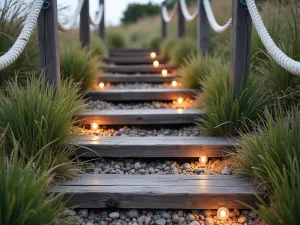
[
  {"xmin": 76, "ymin": 136, "xmax": 235, "ymax": 158},
  {"xmin": 80, "ymin": 0, "xmax": 90, "ymax": 49},
  {"xmin": 177, "ymin": 0, "xmax": 185, "ymax": 38},
  {"xmin": 103, "ymin": 65, "xmax": 176, "ymax": 74},
  {"xmin": 104, "ymin": 57, "xmax": 167, "ymax": 65},
  {"xmin": 84, "ymin": 88, "xmax": 197, "ymax": 101},
  {"xmin": 230, "ymin": 0, "xmax": 252, "ymax": 94},
  {"xmin": 75, "ymin": 109, "xmax": 203, "ymax": 125},
  {"xmin": 161, "ymin": 1, "xmax": 167, "ymax": 40},
  {"xmin": 110, "ymin": 48, "xmax": 159, "ymax": 53},
  {"xmin": 99, "ymin": 0, "xmax": 105, "ymax": 40},
  {"xmin": 198, "ymin": 0, "xmax": 210, "ymax": 56},
  {"xmin": 51, "ymin": 174, "xmax": 261, "ymax": 209},
  {"xmin": 98, "ymin": 73, "xmax": 181, "ymax": 83},
  {"xmin": 109, "ymin": 51, "xmax": 160, "ymax": 58},
  {"xmin": 38, "ymin": 0, "xmax": 61, "ymax": 88}
]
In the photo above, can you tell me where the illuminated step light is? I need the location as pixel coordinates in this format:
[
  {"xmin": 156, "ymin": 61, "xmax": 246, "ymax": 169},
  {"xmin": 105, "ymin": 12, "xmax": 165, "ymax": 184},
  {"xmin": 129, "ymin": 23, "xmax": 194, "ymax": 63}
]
[
  {"xmin": 199, "ymin": 156, "xmax": 208, "ymax": 164},
  {"xmin": 217, "ymin": 207, "xmax": 229, "ymax": 221},
  {"xmin": 177, "ymin": 97, "xmax": 183, "ymax": 104},
  {"xmin": 153, "ymin": 60, "xmax": 159, "ymax": 68},
  {"xmin": 162, "ymin": 69, "xmax": 168, "ymax": 76},
  {"xmin": 99, "ymin": 82, "xmax": 105, "ymax": 89},
  {"xmin": 91, "ymin": 123, "xmax": 98, "ymax": 130},
  {"xmin": 150, "ymin": 52, "xmax": 157, "ymax": 59},
  {"xmin": 171, "ymin": 80, "xmax": 178, "ymax": 87}
]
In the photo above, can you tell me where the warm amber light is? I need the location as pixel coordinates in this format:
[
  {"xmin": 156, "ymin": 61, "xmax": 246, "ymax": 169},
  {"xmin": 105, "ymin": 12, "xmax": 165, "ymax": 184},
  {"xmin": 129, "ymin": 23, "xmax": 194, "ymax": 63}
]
[
  {"xmin": 177, "ymin": 97, "xmax": 183, "ymax": 104},
  {"xmin": 99, "ymin": 82, "xmax": 105, "ymax": 89},
  {"xmin": 150, "ymin": 52, "xmax": 157, "ymax": 59},
  {"xmin": 153, "ymin": 60, "xmax": 159, "ymax": 68},
  {"xmin": 162, "ymin": 69, "xmax": 168, "ymax": 76},
  {"xmin": 199, "ymin": 156, "xmax": 208, "ymax": 164},
  {"xmin": 217, "ymin": 207, "xmax": 229, "ymax": 220},
  {"xmin": 171, "ymin": 80, "xmax": 178, "ymax": 87},
  {"xmin": 91, "ymin": 123, "xmax": 98, "ymax": 130}
]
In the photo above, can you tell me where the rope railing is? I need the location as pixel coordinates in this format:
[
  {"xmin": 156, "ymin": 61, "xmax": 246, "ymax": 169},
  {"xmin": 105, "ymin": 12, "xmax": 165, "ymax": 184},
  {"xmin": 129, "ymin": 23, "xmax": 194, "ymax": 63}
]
[
  {"xmin": 0, "ymin": 0, "xmax": 44, "ymax": 71},
  {"xmin": 246, "ymin": 0, "xmax": 300, "ymax": 76},
  {"xmin": 161, "ymin": 1, "xmax": 178, "ymax": 23},
  {"xmin": 89, "ymin": 4, "xmax": 104, "ymax": 26},
  {"xmin": 179, "ymin": 0, "xmax": 198, "ymax": 21},
  {"xmin": 203, "ymin": 0, "xmax": 232, "ymax": 33}
]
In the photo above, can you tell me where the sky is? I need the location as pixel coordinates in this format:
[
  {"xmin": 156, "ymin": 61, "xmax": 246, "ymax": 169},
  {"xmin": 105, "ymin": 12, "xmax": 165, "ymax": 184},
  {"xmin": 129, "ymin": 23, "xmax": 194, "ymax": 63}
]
[{"xmin": 58, "ymin": 0, "xmax": 163, "ymax": 26}]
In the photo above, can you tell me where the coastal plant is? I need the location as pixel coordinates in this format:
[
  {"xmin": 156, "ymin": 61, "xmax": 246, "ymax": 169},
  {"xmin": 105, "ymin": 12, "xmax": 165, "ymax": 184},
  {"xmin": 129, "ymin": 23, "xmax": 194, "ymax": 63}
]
[
  {"xmin": 91, "ymin": 35, "xmax": 107, "ymax": 58},
  {"xmin": 161, "ymin": 37, "xmax": 179, "ymax": 59},
  {"xmin": 106, "ymin": 32, "xmax": 126, "ymax": 48},
  {"xmin": 170, "ymin": 37, "xmax": 197, "ymax": 67}
]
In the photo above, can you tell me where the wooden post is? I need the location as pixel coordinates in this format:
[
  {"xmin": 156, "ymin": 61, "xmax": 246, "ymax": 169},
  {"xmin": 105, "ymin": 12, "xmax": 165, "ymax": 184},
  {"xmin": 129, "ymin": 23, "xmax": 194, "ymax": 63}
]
[
  {"xmin": 161, "ymin": 1, "xmax": 167, "ymax": 40},
  {"xmin": 38, "ymin": 0, "xmax": 60, "ymax": 88},
  {"xmin": 80, "ymin": 0, "xmax": 90, "ymax": 49},
  {"xmin": 230, "ymin": 0, "xmax": 252, "ymax": 94},
  {"xmin": 198, "ymin": 0, "xmax": 210, "ymax": 56},
  {"xmin": 177, "ymin": 0, "xmax": 185, "ymax": 38},
  {"xmin": 99, "ymin": 0, "xmax": 105, "ymax": 40}
]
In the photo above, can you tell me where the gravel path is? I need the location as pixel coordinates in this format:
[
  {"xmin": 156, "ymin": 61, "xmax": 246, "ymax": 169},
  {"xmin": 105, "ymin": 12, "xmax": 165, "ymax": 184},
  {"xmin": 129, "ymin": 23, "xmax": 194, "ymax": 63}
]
[
  {"xmin": 84, "ymin": 158, "xmax": 231, "ymax": 176},
  {"xmin": 98, "ymin": 82, "xmax": 182, "ymax": 89},
  {"xmin": 77, "ymin": 125, "xmax": 200, "ymax": 137},
  {"xmin": 64, "ymin": 208, "xmax": 263, "ymax": 225},
  {"xmin": 86, "ymin": 99, "xmax": 194, "ymax": 110}
]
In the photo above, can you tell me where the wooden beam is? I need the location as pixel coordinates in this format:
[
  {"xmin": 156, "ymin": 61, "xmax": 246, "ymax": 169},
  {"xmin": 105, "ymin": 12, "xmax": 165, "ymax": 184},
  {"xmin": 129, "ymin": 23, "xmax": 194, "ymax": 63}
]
[
  {"xmin": 103, "ymin": 56, "xmax": 167, "ymax": 65},
  {"xmin": 161, "ymin": 1, "xmax": 167, "ymax": 40},
  {"xmin": 230, "ymin": 0, "xmax": 252, "ymax": 94},
  {"xmin": 103, "ymin": 65, "xmax": 176, "ymax": 74},
  {"xmin": 198, "ymin": 0, "xmax": 210, "ymax": 56},
  {"xmin": 177, "ymin": 0, "xmax": 186, "ymax": 38},
  {"xmin": 38, "ymin": 0, "xmax": 61, "ymax": 88},
  {"xmin": 80, "ymin": 0, "xmax": 90, "ymax": 49},
  {"xmin": 99, "ymin": 0, "xmax": 105, "ymax": 40}
]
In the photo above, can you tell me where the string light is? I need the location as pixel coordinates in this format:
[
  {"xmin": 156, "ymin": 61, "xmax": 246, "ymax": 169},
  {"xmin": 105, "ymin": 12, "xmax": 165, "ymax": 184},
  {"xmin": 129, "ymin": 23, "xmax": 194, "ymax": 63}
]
[
  {"xmin": 177, "ymin": 97, "xmax": 183, "ymax": 104},
  {"xmin": 162, "ymin": 69, "xmax": 168, "ymax": 76},
  {"xmin": 217, "ymin": 207, "xmax": 229, "ymax": 221},
  {"xmin": 153, "ymin": 60, "xmax": 159, "ymax": 68},
  {"xmin": 99, "ymin": 82, "xmax": 105, "ymax": 89},
  {"xmin": 199, "ymin": 156, "xmax": 208, "ymax": 164},
  {"xmin": 172, "ymin": 81, "xmax": 178, "ymax": 87},
  {"xmin": 91, "ymin": 123, "xmax": 98, "ymax": 130},
  {"xmin": 150, "ymin": 52, "xmax": 157, "ymax": 59}
]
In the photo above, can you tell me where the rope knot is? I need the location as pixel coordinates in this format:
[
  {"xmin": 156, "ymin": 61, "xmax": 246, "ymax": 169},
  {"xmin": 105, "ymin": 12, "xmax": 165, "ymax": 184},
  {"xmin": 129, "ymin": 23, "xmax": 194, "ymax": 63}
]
[{"xmin": 42, "ymin": 0, "xmax": 50, "ymax": 10}]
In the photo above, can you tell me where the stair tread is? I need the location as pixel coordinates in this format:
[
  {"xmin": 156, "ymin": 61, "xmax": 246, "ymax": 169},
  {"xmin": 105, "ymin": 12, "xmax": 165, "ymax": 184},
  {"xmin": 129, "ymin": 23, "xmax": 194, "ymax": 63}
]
[
  {"xmin": 103, "ymin": 65, "xmax": 176, "ymax": 73},
  {"xmin": 99, "ymin": 73, "xmax": 180, "ymax": 82}
]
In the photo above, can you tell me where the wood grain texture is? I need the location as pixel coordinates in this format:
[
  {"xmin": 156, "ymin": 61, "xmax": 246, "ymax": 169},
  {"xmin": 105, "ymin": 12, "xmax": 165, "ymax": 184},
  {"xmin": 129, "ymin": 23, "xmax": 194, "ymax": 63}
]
[
  {"xmin": 83, "ymin": 88, "xmax": 197, "ymax": 101},
  {"xmin": 51, "ymin": 174, "xmax": 262, "ymax": 209},
  {"xmin": 103, "ymin": 65, "xmax": 176, "ymax": 74},
  {"xmin": 104, "ymin": 57, "xmax": 167, "ymax": 65},
  {"xmin": 198, "ymin": 0, "xmax": 210, "ymax": 56},
  {"xmin": 75, "ymin": 109, "xmax": 203, "ymax": 125},
  {"xmin": 75, "ymin": 136, "xmax": 236, "ymax": 157},
  {"xmin": 80, "ymin": 0, "xmax": 90, "ymax": 48}
]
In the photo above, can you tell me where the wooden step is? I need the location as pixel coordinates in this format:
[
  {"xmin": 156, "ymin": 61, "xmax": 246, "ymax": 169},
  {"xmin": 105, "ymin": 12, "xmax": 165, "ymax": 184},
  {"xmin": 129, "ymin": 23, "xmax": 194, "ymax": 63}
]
[
  {"xmin": 99, "ymin": 73, "xmax": 181, "ymax": 83},
  {"xmin": 104, "ymin": 56, "xmax": 167, "ymax": 65},
  {"xmin": 110, "ymin": 48, "xmax": 159, "ymax": 53},
  {"xmin": 76, "ymin": 109, "xmax": 202, "ymax": 125},
  {"xmin": 103, "ymin": 65, "xmax": 176, "ymax": 74},
  {"xmin": 84, "ymin": 88, "xmax": 196, "ymax": 101},
  {"xmin": 51, "ymin": 174, "xmax": 261, "ymax": 209},
  {"xmin": 76, "ymin": 136, "xmax": 236, "ymax": 158}
]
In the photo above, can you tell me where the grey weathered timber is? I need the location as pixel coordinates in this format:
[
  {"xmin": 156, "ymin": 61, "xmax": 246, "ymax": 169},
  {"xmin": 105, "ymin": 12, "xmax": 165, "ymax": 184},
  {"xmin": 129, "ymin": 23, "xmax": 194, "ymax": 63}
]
[
  {"xmin": 110, "ymin": 48, "xmax": 159, "ymax": 53},
  {"xmin": 230, "ymin": 0, "xmax": 252, "ymax": 94},
  {"xmin": 103, "ymin": 65, "xmax": 176, "ymax": 74},
  {"xmin": 75, "ymin": 109, "xmax": 203, "ymax": 125},
  {"xmin": 177, "ymin": 0, "xmax": 185, "ymax": 38},
  {"xmin": 51, "ymin": 174, "xmax": 262, "ymax": 209},
  {"xmin": 99, "ymin": 0, "xmax": 105, "ymax": 40},
  {"xmin": 161, "ymin": 1, "xmax": 167, "ymax": 40},
  {"xmin": 98, "ymin": 73, "xmax": 181, "ymax": 83},
  {"xmin": 76, "ymin": 136, "xmax": 236, "ymax": 157},
  {"xmin": 83, "ymin": 88, "xmax": 197, "ymax": 101},
  {"xmin": 80, "ymin": 0, "xmax": 90, "ymax": 48},
  {"xmin": 198, "ymin": 0, "xmax": 210, "ymax": 56},
  {"xmin": 38, "ymin": 0, "xmax": 61, "ymax": 88},
  {"xmin": 104, "ymin": 56, "xmax": 167, "ymax": 65}
]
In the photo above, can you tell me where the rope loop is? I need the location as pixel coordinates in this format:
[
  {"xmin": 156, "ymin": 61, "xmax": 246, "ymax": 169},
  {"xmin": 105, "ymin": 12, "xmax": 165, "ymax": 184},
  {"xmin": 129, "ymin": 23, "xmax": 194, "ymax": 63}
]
[{"xmin": 42, "ymin": 0, "xmax": 50, "ymax": 10}]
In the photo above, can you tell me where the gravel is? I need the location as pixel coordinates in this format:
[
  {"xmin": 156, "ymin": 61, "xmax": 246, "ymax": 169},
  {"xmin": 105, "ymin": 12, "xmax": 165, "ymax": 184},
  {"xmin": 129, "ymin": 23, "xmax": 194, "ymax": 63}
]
[
  {"xmin": 64, "ymin": 208, "xmax": 264, "ymax": 225},
  {"xmin": 98, "ymin": 82, "xmax": 182, "ymax": 90},
  {"xmin": 84, "ymin": 158, "xmax": 232, "ymax": 175},
  {"xmin": 86, "ymin": 99, "xmax": 194, "ymax": 110},
  {"xmin": 77, "ymin": 125, "xmax": 200, "ymax": 137}
]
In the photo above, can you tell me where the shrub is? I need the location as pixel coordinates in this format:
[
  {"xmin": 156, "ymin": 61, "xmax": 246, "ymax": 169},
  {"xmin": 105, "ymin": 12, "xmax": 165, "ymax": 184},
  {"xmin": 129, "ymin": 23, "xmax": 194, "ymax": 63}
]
[
  {"xmin": 91, "ymin": 35, "xmax": 107, "ymax": 58},
  {"xmin": 196, "ymin": 68, "xmax": 269, "ymax": 136},
  {"xmin": 0, "ymin": 76, "xmax": 84, "ymax": 180},
  {"xmin": 170, "ymin": 38, "xmax": 197, "ymax": 67},
  {"xmin": 0, "ymin": 0, "xmax": 39, "ymax": 87},
  {"xmin": 180, "ymin": 55, "xmax": 223, "ymax": 89},
  {"xmin": 149, "ymin": 36, "xmax": 161, "ymax": 49},
  {"xmin": 60, "ymin": 44, "xmax": 100, "ymax": 89},
  {"xmin": 161, "ymin": 37, "xmax": 179, "ymax": 59},
  {"xmin": 106, "ymin": 32, "xmax": 126, "ymax": 48},
  {"xmin": 0, "ymin": 136, "xmax": 67, "ymax": 225}
]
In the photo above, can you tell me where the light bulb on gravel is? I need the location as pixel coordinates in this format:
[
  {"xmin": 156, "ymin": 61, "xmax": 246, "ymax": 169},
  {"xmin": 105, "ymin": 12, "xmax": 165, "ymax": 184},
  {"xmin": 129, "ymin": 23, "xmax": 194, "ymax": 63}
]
[
  {"xmin": 99, "ymin": 82, "xmax": 105, "ymax": 89},
  {"xmin": 162, "ymin": 69, "xmax": 168, "ymax": 76},
  {"xmin": 150, "ymin": 52, "xmax": 156, "ymax": 59},
  {"xmin": 91, "ymin": 123, "xmax": 98, "ymax": 130},
  {"xmin": 153, "ymin": 60, "xmax": 159, "ymax": 68},
  {"xmin": 217, "ymin": 207, "xmax": 229, "ymax": 220},
  {"xmin": 177, "ymin": 97, "xmax": 183, "ymax": 104},
  {"xmin": 199, "ymin": 156, "xmax": 208, "ymax": 164},
  {"xmin": 172, "ymin": 81, "xmax": 178, "ymax": 87}
]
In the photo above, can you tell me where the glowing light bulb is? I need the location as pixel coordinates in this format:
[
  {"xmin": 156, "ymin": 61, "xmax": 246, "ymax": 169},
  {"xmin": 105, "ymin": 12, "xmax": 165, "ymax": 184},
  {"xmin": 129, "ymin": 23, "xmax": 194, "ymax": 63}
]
[
  {"xmin": 199, "ymin": 156, "xmax": 208, "ymax": 164},
  {"xmin": 217, "ymin": 207, "xmax": 229, "ymax": 221},
  {"xmin": 177, "ymin": 97, "xmax": 183, "ymax": 104},
  {"xmin": 172, "ymin": 81, "xmax": 178, "ymax": 87},
  {"xmin": 153, "ymin": 60, "xmax": 159, "ymax": 68},
  {"xmin": 150, "ymin": 52, "xmax": 157, "ymax": 59},
  {"xmin": 91, "ymin": 123, "xmax": 98, "ymax": 130},
  {"xmin": 162, "ymin": 69, "xmax": 168, "ymax": 76},
  {"xmin": 99, "ymin": 82, "xmax": 105, "ymax": 89}
]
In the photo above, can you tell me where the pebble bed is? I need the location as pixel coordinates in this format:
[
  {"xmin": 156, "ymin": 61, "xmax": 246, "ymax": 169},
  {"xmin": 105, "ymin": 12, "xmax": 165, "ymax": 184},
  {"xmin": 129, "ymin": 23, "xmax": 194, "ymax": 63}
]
[
  {"xmin": 64, "ymin": 208, "xmax": 264, "ymax": 225},
  {"xmin": 86, "ymin": 99, "xmax": 194, "ymax": 110},
  {"xmin": 77, "ymin": 125, "xmax": 200, "ymax": 137},
  {"xmin": 98, "ymin": 82, "xmax": 182, "ymax": 90},
  {"xmin": 84, "ymin": 158, "xmax": 231, "ymax": 176}
]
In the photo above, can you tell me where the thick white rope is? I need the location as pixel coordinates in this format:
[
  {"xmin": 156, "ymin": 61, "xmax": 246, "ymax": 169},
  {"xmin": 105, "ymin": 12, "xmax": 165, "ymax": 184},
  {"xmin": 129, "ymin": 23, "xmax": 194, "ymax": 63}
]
[
  {"xmin": 203, "ymin": 0, "xmax": 232, "ymax": 33},
  {"xmin": 58, "ymin": 0, "xmax": 85, "ymax": 32},
  {"xmin": 161, "ymin": 2, "xmax": 177, "ymax": 23},
  {"xmin": 89, "ymin": 3, "xmax": 104, "ymax": 26},
  {"xmin": 246, "ymin": 0, "xmax": 300, "ymax": 76},
  {"xmin": 0, "ymin": 0, "xmax": 44, "ymax": 71},
  {"xmin": 179, "ymin": 0, "xmax": 198, "ymax": 21}
]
